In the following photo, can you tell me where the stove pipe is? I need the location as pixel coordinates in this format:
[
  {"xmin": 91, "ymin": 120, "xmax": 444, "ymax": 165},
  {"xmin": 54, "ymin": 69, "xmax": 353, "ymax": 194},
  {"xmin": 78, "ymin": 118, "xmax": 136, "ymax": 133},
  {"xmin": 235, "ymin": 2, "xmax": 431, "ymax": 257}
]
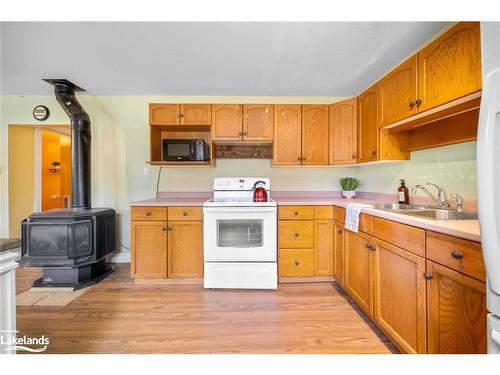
[{"xmin": 44, "ymin": 79, "xmax": 91, "ymax": 209}]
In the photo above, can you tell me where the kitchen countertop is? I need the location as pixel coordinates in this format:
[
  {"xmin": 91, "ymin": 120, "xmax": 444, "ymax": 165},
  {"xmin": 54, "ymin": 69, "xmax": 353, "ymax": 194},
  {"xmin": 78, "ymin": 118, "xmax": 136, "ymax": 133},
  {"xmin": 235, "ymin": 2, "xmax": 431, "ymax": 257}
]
[{"xmin": 131, "ymin": 191, "xmax": 481, "ymax": 242}]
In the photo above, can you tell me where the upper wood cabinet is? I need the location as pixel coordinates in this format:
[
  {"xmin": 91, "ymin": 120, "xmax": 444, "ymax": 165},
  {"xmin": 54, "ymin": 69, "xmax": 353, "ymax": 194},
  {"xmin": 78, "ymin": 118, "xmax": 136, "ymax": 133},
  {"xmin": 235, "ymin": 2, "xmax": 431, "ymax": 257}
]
[
  {"xmin": 273, "ymin": 105, "xmax": 302, "ymax": 165},
  {"xmin": 301, "ymin": 105, "xmax": 329, "ymax": 165},
  {"xmin": 329, "ymin": 98, "xmax": 357, "ymax": 164},
  {"xmin": 167, "ymin": 220, "xmax": 204, "ymax": 278},
  {"xmin": 379, "ymin": 56, "xmax": 418, "ymax": 127},
  {"xmin": 149, "ymin": 104, "xmax": 212, "ymax": 126},
  {"xmin": 345, "ymin": 230, "xmax": 374, "ymax": 316},
  {"xmin": 426, "ymin": 260, "xmax": 487, "ymax": 354},
  {"xmin": 417, "ymin": 22, "xmax": 481, "ymax": 112},
  {"xmin": 212, "ymin": 104, "xmax": 242, "ymax": 141},
  {"xmin": 243, "ymin": 105, "xmax": 274, "ymax": 141},
  {"xmin": 373, "ymin": 238, "xmax": 427, "ymax": 354},
  {"xmin": 358, "ymin": 84, "xmax": 379, "ymax": 163}
]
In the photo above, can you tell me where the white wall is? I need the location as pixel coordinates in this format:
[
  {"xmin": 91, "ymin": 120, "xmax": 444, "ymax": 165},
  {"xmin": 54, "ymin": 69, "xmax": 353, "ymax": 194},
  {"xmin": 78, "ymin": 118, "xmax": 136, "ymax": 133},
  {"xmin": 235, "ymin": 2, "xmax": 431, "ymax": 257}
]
[{"xmin": 0, "ymin": 94, "xmax": 478, "ymax": 258}]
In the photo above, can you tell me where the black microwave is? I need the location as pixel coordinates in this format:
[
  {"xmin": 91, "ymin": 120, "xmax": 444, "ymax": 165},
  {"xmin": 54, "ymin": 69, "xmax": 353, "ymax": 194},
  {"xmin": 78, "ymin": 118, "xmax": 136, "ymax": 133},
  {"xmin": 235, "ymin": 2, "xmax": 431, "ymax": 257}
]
[{"xmin": 162, "ymin": 139, "xmax": 210, "ymax": 161}]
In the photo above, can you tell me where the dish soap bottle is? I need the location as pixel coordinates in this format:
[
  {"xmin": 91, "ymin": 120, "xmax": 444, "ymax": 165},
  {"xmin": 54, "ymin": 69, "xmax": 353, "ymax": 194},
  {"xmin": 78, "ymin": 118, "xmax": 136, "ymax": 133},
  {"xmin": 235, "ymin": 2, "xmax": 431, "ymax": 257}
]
[{"xmin": 398, "ymin": 180, "xmax": 409, "ymax": 204}]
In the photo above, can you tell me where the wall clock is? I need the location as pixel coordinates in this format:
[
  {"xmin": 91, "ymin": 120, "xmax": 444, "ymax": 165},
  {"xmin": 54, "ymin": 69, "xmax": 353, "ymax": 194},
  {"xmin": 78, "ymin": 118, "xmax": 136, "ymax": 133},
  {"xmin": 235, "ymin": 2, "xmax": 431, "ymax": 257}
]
[{"xmin": 33, "ymin": 105, "xmax": 50, "ymax": 121}]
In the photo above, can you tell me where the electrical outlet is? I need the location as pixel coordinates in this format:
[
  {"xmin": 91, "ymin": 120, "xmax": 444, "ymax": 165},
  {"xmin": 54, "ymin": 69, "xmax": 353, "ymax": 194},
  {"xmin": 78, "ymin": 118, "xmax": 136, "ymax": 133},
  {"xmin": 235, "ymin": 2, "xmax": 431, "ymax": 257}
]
[{"xmin": 143, "ymin": 166, "xmax": 149, "ymax": 176}]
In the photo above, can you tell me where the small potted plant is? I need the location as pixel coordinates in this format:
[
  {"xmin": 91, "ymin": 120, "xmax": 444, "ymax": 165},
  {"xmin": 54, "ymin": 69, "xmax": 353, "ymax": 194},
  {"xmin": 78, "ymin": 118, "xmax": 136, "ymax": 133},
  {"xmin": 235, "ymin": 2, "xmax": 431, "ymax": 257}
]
[{"xmin": 340, "ymin": 177, "xmax": 360, "ymax": 199}]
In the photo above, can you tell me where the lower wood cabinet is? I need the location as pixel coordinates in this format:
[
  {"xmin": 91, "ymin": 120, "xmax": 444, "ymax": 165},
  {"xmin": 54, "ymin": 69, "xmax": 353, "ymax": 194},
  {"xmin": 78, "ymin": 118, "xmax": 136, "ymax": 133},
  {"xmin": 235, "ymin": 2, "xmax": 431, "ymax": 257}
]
[
  {"xmin": 131, "ymin": 207, "xmax": 203, "ymax": 279},
  {"xmin": 345, "ymin": 230, "xmax": 374, "ymax": 316},
  {"xmin": 167, "ymin": 221, "xmax": 204, "ymax": 278},
  {"xmin": 373, "ymin": 238, "xmax": 427, "ymax": 354},
  {"xmin": 131, "ymin": 220, "xmax": 168, "ymax": 279},
  {"xmin": 313, "ymin": 219, "xmax": 334, "ymax": 275},
  {"xmin": 278, "ymin": 249, "xmax": 314, "ymax": 276},
  {"xmin": 333, "ymin": 221, "xmax": 345, "ymax": 286},
  {"xmin": 426, "ymin": 260, "xmax": 487, "ymax": 354}
]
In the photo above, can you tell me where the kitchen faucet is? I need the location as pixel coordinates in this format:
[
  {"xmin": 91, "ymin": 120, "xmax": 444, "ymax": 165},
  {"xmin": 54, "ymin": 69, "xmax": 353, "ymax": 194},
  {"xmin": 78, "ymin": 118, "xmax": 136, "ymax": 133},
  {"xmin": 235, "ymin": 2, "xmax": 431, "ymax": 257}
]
[{"xmin": 411, "ymin": 183, "xmax": 450, "ymax": 208}]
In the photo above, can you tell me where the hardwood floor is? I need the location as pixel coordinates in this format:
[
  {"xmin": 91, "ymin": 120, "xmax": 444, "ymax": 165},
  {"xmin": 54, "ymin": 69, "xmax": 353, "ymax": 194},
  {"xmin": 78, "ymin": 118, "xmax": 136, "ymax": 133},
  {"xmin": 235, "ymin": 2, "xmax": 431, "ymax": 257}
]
[{"xmin": 16, "ymin": 264, "xmax": 397, "ymax": 354}]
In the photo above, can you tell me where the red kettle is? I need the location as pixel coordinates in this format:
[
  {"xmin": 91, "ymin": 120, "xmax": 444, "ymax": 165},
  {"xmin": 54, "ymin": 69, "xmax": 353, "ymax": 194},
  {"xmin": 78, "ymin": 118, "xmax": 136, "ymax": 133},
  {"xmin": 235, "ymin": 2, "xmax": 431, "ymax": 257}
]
[{"xmin": 253, "ymin": 181, "xmax": 268, "ymax": 202}]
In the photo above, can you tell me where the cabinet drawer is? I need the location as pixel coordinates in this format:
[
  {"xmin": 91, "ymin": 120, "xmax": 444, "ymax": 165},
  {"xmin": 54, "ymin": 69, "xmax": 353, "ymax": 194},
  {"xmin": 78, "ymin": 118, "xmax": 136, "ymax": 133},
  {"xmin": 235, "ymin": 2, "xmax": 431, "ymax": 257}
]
[
  {"xmin": 427, "ymin": 231, "xmax": 485, "ymax": 282},
  {"xmin": 373, "ymin": 217, "xmax": 425, "ymax": 257},
  {"xmin": 131, "ymin": 207, "xmax": 167, "ymax": 221},
  {"xmin": 279, "ymin": 206, "xmax": 314, "ymax": 220},
  {"xmin": 278, "ymin": 221, "xmax": 314, "ymax": 248},
  {"xmin": 168, "ymin": 207, "xmax": 203, "ymax": 221},
  {"xmin": 314, "ymin": 206, "xmax": 334, "ymax": 220},
  {"xmin": 333, "ymin": 206, "xmax": 372, "ymax": 234},
  {"xmin": 279, "ymin": 249, "xmax": 314, "ymax": 276}
]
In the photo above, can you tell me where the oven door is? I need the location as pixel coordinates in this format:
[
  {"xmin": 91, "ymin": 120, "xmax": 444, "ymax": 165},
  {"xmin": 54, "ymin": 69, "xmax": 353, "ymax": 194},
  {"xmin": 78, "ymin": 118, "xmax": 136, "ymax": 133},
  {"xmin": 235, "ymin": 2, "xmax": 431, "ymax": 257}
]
[{"xmin": 203, "ymin": 207, "xmax": 276, "ymax": 262}]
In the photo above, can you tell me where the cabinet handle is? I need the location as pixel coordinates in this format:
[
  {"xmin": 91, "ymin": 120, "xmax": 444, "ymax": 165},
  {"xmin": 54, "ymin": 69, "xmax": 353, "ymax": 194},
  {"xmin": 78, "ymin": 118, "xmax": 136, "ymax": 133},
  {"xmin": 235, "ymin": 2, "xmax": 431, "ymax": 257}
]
[
  {"xmin": 409, "ymin": 101, "xmax": 415, "ymax": 109},
  {"xmin": 145, "ymin": 211, "xmax": 151, "ymax": 216},
  {"xmin": 365, "ymin": 243, "xmax": 371, "ymax": 249},
  {"xmin": 179, "ymin": 113, "xmax": 184, "ymax": 118},
  {"xmin": 451, "ymin": 251, "xmax": 463, "ymax": 260},
  {"xmin": 294, "ymin": 211, "xmax": 299, "ymax": 216},
  {"xmin": 182, "ymin": 212, "xmax": 188, "ymax": 216},
  {"xmin": 302, "ymin": 157, "xmax": 306, "ymax": 161},
  {"xmin": 167, "ymin": 226, "xmax": 172, "ymax": 231},
  {"xmin": 297, "ymin": 157, "xmax": 302, "ymax": 161},
  {"xmin": 371, "ymin": 150, "xmax": 377, "ymax": 156},
  {"xmin": 338, "ymin": 229, "xmax": 343, "ymax": 234},
  {"xmin": 415, "ymin": 99, "xmax": 422, "ymax": 107},
  {"xmin": 294, "ymin": 261, "xmax": 299, "ymax": 266},
  {"xmin": 294, "ymin": 233, "xmax": 299, "ymax": 237},
  {"xmin": 161, "ymin": 226, "xmax": 167, "ymax": 231},
  {"xmin": 352, "ymin": 155, "xmax": 357, "ymax": 159},
  {"xmin": 424, "ymin": 273, "xmax": 434, "ymax": 280}
]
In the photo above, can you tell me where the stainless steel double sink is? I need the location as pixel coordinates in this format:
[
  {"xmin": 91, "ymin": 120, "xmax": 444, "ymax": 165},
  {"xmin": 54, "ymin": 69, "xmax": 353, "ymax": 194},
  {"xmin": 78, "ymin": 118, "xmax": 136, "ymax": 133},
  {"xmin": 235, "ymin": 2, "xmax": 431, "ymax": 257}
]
[{"xmin": 371, "ymin": 203, "xmax": 478, "ymax": 220}]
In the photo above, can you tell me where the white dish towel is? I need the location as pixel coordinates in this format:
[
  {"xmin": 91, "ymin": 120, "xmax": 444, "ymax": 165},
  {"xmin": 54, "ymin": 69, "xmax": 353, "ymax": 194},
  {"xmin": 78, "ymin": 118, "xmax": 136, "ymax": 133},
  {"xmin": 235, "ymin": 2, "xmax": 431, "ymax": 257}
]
[{"xmin": 344, "ymin": 203, "xmax": 374, "ymax": 233}]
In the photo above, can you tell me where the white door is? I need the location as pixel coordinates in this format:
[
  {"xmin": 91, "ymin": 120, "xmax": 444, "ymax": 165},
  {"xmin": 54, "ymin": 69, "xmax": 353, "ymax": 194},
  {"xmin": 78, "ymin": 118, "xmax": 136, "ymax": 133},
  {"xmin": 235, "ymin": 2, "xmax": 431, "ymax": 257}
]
[{"xmin": 203, "ymin": 207, "xmax": 276, "ymax": 262}]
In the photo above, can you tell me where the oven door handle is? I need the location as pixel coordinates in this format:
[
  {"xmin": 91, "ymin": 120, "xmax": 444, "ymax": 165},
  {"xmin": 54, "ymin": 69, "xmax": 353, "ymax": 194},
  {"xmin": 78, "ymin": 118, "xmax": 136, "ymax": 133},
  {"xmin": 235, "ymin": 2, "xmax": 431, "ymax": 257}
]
[{"xmin": 203, "ymin": 207, "xmax": 277, "ymax": 213}]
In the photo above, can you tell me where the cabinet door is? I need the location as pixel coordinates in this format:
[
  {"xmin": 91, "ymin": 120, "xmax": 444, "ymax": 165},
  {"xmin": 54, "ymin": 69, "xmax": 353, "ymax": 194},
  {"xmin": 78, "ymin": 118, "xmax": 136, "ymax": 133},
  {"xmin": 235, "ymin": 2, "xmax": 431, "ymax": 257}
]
[
  {"xmin": 243, "ymin": 104, "xmax": 273, "ymax": 141},
  {"xmin": 334, "ymin": 222, "xmax": 345, "ymax": 286},
  {"xmin": 273, "ymin": 105, "xmax": 302, "ymax": 165},
  {"xmin": 302, "ymin": 105, "xmax": 329, "ymax": 165},
  {"xmin": 181, "ymin": 104, "xmax": 212, "ymax": 125},
  {"xmin": 149, "ymin": 104, "xmax": 180, "ymax": 125},
  {"xmin": 373, "ymin": 239, "xmax": 427, "ymax": 354},
  {"xmin": 426, "ymin": 260, "xmax": 487, "ymax": 354},
  {"xmin": 314, "ymin": 219, "xmax": 334, "ymax": 276},
  {"xmin": 131, "ymin": 221, "xmax": 167, "ymax": 278},
  {"xmin": 358, "ymin": 84, "xmax": 379, "ymax": 163},
  {"xmin": 417, "ymin": 22, "xmax": 481, "ymax": 112},
  {"xmin": 379, "ymin": 56, "xmax": 418, "ymax": 127},
  {"xmin": 167, "ymin": 221, "xmax": 204, "ymax": 278},
  {"xmin": 212, "ymin": 104, "xmax": 242, "ymax": 141},
  {"xmin": 329, "ymin": 98, "xmax": 357, "ymax": 164},
  {"xmin": 345, "ymin": 230, "xmax": 374, "ymax": 316}
]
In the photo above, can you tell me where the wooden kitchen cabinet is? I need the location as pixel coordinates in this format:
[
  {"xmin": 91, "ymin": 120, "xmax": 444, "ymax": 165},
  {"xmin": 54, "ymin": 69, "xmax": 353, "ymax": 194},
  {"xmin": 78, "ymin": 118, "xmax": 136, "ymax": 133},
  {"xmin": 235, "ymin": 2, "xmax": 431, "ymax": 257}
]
[
  {"xmin": 426, "ymin": 260, "xmax": 487, "ymax": 354},
  {"xmin": 149, "ymin": 104, "xmax": 180, "ymax": 126},
  {"xmin": 333, "ymin": 222, "xmax": 345, "ymax": 286},
  {"xmin": 357, "ymin": 84, "xmax": 379, "ymax": 163},
  {"xmin": 279, "ymin": 249, "xmax": 314, "ymax": 277},
  {"xmin": 329, "ymin": 98, "xmax": 357, "ymax": 164},
  {"xmin": 212, "ymin": 104, "xmax": 242, "ymax": 140},
  {"xmin": 301, "ymin": 105, "xmax": 329, "ymax": 165},
  {"xmin": 278, "ymin": 220, "xmax": 314, "ymax": 249},
  {"xmin": 417, "ymin": 22, "xmax": 481, "ymax": 112},
  {"xmin": 314, "ymin": 219, "xmax": 334, "ymax": 276},
  {"xmin": 131, "ymin": 220, "xmax": 167, "ymax": 278},
  {"xmin": 344, "ymin": 230, "xmax": 374, "ymax": 316},
  {"xmin": 167, "ymin": 220, "xmax": 204, "ymax": 278},
  {"xmin": 273, "ymin": 105, "xmax": 302, "ymax": 165},
  {"xmin": 373, "ymin": 238, "xmax": 427, "ymax": 354},
  {"xmin": 242, "ymin": 104, "xmax": 274, "ymax": 141},
  {"xmin": 379, "ymin": 56, "xmax": 418, "ymax": 127},
  {"xmin": 180, "ymin": 104, "xmax": 212, "ymax": 125}
]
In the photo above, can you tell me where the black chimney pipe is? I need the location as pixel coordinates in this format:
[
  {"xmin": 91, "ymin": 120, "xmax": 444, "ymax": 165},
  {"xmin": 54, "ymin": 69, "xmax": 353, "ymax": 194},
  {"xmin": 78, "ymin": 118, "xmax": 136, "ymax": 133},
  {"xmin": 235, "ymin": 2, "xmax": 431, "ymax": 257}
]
[{"xmin": 44, "ymin": 79, "xmax": 91, "ymax": 209}]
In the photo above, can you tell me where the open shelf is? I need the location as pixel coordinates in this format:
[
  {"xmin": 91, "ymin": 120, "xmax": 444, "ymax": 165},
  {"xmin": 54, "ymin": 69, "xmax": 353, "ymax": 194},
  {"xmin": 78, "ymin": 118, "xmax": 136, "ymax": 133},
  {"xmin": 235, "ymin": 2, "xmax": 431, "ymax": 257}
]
[{"xmin": 147, "ymin": 160, "xmax": 213, "ymax": 166}]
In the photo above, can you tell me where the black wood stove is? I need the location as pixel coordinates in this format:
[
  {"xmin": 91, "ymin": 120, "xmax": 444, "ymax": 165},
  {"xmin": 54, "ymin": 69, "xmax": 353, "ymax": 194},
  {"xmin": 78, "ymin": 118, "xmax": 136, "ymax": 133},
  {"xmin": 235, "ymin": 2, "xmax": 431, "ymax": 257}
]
[{"xmin": 21, "ymin": 79, "xmax": 116, "ymax": 289}]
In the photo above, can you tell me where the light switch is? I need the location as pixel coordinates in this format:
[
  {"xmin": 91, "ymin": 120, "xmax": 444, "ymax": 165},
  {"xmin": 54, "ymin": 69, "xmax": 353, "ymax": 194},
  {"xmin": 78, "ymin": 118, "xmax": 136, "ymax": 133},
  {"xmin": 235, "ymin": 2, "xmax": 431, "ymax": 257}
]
[{"xmin": 143, "ymin": 166, "xmax": 149, "ymax": 176}]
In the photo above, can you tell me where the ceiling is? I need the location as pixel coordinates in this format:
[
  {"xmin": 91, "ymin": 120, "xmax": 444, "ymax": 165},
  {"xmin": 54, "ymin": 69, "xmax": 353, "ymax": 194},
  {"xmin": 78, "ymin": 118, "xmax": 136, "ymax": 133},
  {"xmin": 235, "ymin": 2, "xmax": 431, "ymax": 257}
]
[{"xmin": 0, "ymin": 22, "xmax": 449, "ymax": 96}]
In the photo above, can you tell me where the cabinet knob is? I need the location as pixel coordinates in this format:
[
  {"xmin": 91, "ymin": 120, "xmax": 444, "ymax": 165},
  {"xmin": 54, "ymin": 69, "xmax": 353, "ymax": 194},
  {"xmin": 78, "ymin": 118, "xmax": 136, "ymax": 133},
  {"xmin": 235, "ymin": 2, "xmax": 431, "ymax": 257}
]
[
  {"xmin": 294, "ymin": 211, "xmax": 299, "ymax": 216},
  {"xmin": 182, "ymin": 212, "xmax": 188, "ymax": 216},
  {"xmin": 302, "ymin": 157, "xmax": 306, "ymax": 161},
  {"xmin": 145, "ymin": 211, "xmax": 151, "ymax": 216},
  {"xmin": 161, "ymin": 226, "xmax": 167, "ymax": 231},
  {"xmin": 365, "ymin": 243, "xmax": 371, "ymax": 249},
  {"xmin": 179, "ymin": 113, "xmax": 184, "ymax": 118},
  {"xmin": 167, "ymin": 226, "xmax": 172, "ymax": 231},
  {"xmin": 371, "ymin": 150, "xmax": 377, "ymax": 156},
  {"xmin": 424, "ymin": 273, "xmax": 434, "ymax": 280},
  {"xmin": 294, "ymin": 261, "xmax": 299, "ymax": 266},
  {"xmin": 294, "ymin": 233, "xmax": 299, "ymax": 237},
  {"xmin": 451, "ymin": 251, "xmax": 463, "ymax": 260},
  {"xmin": 297, "ymin": 157, "xmax": 302, "ymax": 161},
  {"xmin": 415, "ymin": 99, "xmax": 422, "ymax": 106},
  {"xmin": 409, "ymin": 101, "xmax": 415, "ymax": 109},
  {"xmin": 352, "ymin": 155, "xmax": 357, "ymax": 159},
  {"xmin": 338, "ymin": 229, "xmax": 343, "ymax": 234}
]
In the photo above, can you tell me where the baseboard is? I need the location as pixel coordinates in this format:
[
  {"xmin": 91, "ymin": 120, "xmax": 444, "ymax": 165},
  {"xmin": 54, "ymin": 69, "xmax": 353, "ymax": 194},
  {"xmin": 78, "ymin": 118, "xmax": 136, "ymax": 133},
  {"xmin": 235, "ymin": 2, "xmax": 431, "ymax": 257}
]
[{"xmin": 106, "ymin": 251, "xmax": 130, "ymax": 264}]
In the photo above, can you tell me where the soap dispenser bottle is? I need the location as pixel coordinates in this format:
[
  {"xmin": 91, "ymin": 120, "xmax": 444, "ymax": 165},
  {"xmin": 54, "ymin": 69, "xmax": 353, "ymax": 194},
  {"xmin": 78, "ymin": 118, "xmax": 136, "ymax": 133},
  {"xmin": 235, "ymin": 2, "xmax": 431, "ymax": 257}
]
[{"xmin": 398, "ymin": 180, "xmax": 409, "ymax": 204}]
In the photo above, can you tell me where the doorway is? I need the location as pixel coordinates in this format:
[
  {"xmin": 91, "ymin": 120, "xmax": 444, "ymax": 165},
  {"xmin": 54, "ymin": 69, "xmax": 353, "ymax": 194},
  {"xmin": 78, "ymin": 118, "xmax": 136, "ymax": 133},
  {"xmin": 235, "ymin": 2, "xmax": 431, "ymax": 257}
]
[{"xmin": 8, "ymin": 125, "xmax": 71, "ymax": 238}]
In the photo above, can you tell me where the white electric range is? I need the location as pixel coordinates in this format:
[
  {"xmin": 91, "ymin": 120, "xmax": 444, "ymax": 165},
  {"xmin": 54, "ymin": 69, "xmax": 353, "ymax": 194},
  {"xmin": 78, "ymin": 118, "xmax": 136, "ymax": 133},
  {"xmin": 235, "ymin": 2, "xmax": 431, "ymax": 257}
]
[{"xmin": 203, "ymin": 177, "xmax": 277, "ymax": 289}]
